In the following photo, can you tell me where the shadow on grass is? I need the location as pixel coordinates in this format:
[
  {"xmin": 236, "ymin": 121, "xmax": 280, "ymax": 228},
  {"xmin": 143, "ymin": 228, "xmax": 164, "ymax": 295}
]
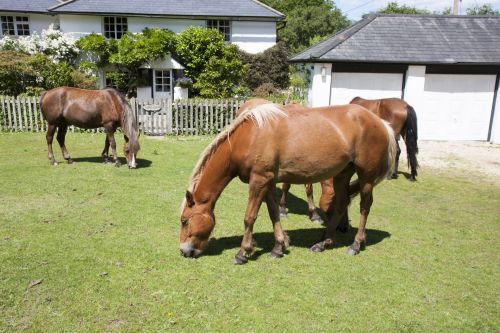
[
  {"xmin": 204, "ymin": 226, "xmax": 391, "ymax": 260},
  {"xmin": 70, "ymin": 156, "xmax": 152, "ymax": 168}
]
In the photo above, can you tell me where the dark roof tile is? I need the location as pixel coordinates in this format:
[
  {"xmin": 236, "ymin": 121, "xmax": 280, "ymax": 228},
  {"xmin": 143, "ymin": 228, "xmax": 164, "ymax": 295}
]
[{"xmin": 290, "ymin": 14, "xmax": 500, "ymax": 64}]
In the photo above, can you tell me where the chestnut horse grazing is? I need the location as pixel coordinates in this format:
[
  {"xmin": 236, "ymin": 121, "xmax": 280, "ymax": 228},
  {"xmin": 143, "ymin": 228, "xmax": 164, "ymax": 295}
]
[
  {"xmin": 180, "ymin": 101, "xmax": 397, "ymax": 264},
  {"xmin": 236, "ymin": 99, "xmax": 347, "ymax": 227},
  {"xmin": 350, "ymin": 97, "xmax": 419, "ymax": 181},
  {"xmin": 40, "ymin": 87, "xmax": 140, "ymax": 168}
]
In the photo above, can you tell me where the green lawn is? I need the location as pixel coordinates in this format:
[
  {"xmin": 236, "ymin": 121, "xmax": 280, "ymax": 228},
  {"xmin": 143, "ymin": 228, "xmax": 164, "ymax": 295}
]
[{"xmin": 0, "ymin": 132, "xmax": 499, "ymax": 332}]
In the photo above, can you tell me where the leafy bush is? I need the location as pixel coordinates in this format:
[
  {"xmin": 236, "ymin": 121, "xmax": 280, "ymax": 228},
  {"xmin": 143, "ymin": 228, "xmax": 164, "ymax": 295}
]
[
  {"xmin": 0, "ymin": 50, "xmax": 95, "ymax": 96},
  {"xmin": 253, "ymin": 83, "xmax": 278, "ymax": 98},
  {"xmin": 175, "ymin": 27, "xmax": 247, "ymax": 97},
  {"xmin": 240, "ymin": 42, "xmax": 290, "ymax": 92}
]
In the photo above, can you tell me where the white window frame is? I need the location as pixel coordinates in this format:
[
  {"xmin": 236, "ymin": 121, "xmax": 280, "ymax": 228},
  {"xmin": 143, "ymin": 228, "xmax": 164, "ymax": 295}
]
[
  {"xmin": 207, "ymin": 19, "xmax": 231, "ymax": 42},
  {"xmin": 1, "ymin": 15, "xmax": 30, "ymax": 36},
  {"xmin": 154, "ymin": 70, "xmax": 172, "ymax": 93},
  {"xmin": 103, "ymin": 16, "xmax": 128, "ymax": 39}
]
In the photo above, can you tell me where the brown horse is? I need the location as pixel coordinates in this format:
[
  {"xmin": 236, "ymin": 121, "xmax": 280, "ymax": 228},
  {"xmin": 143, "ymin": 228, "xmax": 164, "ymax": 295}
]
[
  {"xmin": 235, "ymin": 98, "xmax": 349, "ymax": 227},
  {"xmin": 40, "ymin": 87, "xmax": 140, "ymax": 168},
  {"xmin": 180, "ymin": 101, "xmax": 397, "ymax": 264},
  {"xmin": 350, "ymin": 97, "xmax": 419, "ymax": 181},
  {"xmin": 280, "ymin": 96, "xmax": 419, "ymax": 227}
]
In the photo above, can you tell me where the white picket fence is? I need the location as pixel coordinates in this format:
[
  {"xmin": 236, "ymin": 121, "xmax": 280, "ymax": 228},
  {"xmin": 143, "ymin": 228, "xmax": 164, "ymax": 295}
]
[{"xmin": 0, "ymin": 95, "xmax": 245, "ymax": 135}]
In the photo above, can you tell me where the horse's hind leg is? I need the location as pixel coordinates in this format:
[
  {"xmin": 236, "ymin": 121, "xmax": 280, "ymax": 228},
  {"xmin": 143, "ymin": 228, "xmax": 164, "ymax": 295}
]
[
  {"xmin": 101, "ymin": 137, "xmax": 111, "ymax": 163},
  {"xmin": 311, "ymin": 166, "xmax": 355, "ymax": 252},
  {"xmin": 265, "ymin": 186, "xmax": 289, "ymax": 259},
  {"xmin": 56, "ymin": 124, "xmax": 73, "ymax": 164},
  {"xmin": 390, "ymin": 135, "xmax": 401, "ymax": 179},
  {"xmin": 46, "ymin": 124, "xmax": 58, "ymax": 166},
  {"xmin": 279, "ymin": 183, "xmax": 291, "ymax": 218},
  {"xmin": 347, "ymin": 177, "xmax": 374, "ymax": 256},
  {"xmin": 305, "ymin": 183, "xmax": 324, "ymax": 224}
]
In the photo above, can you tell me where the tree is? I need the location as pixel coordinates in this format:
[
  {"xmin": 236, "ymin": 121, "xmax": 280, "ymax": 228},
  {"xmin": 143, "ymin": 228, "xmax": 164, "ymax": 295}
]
[
  {"xmin": 239, "ymin": 42, "xmax": 290, "ymax": 91},
  {"xmin": 375, "ymin": 1, "xmax": 430, "ymax": 15},
  {"xmin": 77, "ymin": 28, "xmax": 176, "ymax": 95},
  {"xmin": 466, "ymin": 4, "xmax": 500, "ymax": 15},
  {"xmin": 175, "ymin": 26, "xmax": 247, "ymax": 98},
  {"xmin": 261, "ymin": 0, "xmax": 350, "ymax": 53}
]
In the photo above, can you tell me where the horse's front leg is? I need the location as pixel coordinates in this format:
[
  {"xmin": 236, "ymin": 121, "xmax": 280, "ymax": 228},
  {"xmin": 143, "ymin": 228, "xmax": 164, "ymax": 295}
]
[
  {"xmin": 235, "ymin": 174, "xmax": 271, "ymax": 265},
  {"xmin": 265, "ymin": 187, "xmax": 289, "ymax": 259},
  {"xmin": 104, "ymin": 124, "xmax": 120, "ymax": 167}
]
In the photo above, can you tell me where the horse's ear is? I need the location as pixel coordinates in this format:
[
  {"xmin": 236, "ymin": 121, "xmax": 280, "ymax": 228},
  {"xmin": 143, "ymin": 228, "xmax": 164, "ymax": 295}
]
[{"xmin": 185, "ymin": 191, "xmax": 195, "ymax": 207}]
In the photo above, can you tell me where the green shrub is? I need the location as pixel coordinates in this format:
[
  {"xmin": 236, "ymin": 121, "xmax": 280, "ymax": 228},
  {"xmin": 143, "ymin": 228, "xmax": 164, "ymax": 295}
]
[{"xmin": 240, "ymin": 42, "xmax": 290, "ymax": 91}]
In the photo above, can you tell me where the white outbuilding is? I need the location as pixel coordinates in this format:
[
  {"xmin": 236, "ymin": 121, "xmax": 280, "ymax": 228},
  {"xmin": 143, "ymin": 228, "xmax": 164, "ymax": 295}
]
[{"xmin": 290, "ymin": 14, "xmax": 500, "ymax": 143}]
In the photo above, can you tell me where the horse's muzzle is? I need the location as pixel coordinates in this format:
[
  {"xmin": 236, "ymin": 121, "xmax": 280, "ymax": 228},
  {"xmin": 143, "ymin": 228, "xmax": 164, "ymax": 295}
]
[{"xmin": 180, "ymin": 243, "xmax": 201, "ymax": 259}]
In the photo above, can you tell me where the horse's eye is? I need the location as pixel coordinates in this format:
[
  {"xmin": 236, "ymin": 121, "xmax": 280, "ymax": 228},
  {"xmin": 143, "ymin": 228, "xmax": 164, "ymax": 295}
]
[{"xmin": 181, "ymin": 219, "xmax": 188, "ymax": 225}]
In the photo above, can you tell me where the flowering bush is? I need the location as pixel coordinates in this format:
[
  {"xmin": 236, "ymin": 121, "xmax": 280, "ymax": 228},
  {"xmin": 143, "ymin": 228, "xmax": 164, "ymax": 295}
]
[
  {"xmin": 175, "ymin": 77, "xmax": 192, "ymax": 88},
  {"xmin": 0, "ymin": 24, "xmax": 78, "ymax": 63}
]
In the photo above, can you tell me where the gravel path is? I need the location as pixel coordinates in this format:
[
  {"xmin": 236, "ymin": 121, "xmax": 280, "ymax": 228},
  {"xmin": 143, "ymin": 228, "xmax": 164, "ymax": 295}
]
[{"xmin": 399, "ymin": 140, "xmax": 500, "ymax": 185}]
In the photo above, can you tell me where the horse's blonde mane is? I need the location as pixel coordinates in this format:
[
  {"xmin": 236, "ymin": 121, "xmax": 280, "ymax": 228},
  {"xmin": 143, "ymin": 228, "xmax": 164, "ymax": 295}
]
[{"xmin": 187, "ymin": 103, "xmax": 287, "ymax": 193}]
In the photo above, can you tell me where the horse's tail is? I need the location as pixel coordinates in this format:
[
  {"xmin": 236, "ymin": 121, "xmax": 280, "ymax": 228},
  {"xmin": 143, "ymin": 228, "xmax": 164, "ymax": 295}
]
[
  {"xmin": 403, "ymin": 104, "xmax": 419, "ymax": 176},
  {"xmin": 110, "ymin": 89, "xmax": 140, "ymax": 153},
  {"xmin": 380, "ymin": 120, "xmax": 398, "ymax": 184},
  {"xmin": 348, "ymin": 120, "xmax": 397, "ymax": 199}
]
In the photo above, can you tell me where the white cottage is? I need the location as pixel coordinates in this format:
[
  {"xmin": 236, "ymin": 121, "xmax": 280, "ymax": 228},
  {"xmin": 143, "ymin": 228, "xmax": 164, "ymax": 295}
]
[
  {"xmin": 0, "ymin": 0, "xmax": 284, "ymax": 99},
  {"xmin": 290, "ymin": 14, "xmax": 500, "ymax": 143}
]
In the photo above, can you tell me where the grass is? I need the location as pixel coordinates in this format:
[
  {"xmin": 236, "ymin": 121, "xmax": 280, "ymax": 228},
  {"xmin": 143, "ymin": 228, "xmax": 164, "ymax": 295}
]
[{"xmin": 0, "ymin": 132, "xmax": 499, "ymax": 332}]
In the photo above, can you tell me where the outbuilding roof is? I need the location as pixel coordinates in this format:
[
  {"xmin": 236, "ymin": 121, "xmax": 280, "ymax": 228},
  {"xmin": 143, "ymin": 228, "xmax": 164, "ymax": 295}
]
[
  {"xmin": 290, "ymin": 14, "xmax": 500, "ymax": 65},
  {"xmin": 0, "ymin": 0, "xmax": 284, "ymax": 21}
]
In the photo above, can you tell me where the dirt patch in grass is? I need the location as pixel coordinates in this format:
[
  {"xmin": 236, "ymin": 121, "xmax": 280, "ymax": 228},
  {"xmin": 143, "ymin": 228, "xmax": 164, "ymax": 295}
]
[{"xmin": 399, "ymin": 140, "xmax": 500, "ymax": 185}]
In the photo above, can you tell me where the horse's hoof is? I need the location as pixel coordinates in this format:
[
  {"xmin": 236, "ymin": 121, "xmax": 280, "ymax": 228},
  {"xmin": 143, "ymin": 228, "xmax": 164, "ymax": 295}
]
[
  {"xmin": 234, "ymin": 254, "xmax": 248, "ymax": 265},
  {"xmin": 346, "ymin": 247, "xmax": 360, "ymax": 256},
  {"xmin": 269, "ymin": 249, "xmax": 284, "ymax": 259},
  {"xmin": 51, "ymin": 161, "xmax": 58, "ymax": 166},
  {"xmin": 67, "ymin": 159, "xmax": 74, "ymax": 164},
  {"xmin": 391, "ymin": 173, "xmax": 398, "ymax": 179},
  {"xmin": 310, "ymin": 216, "xmax": 324, "ymax": 225},
  {"xmin": 409, "ymin": 176, "xmax": 417, "ymax": 182},
  {"xmin": 115, "ymin": 162, "xmax": 121, "ymax": 168},
  {"xmin": 310, "ymin": 242, "xmax": 325, "ymax": 252}
]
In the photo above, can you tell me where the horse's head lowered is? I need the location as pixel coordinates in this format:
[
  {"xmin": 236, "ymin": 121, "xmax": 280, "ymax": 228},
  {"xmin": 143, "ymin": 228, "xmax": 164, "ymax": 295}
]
[
  {"xmin": 179, "ymin": 190, "xmax": 215, "ymax": 258},
  {"xmin": 120, "ymin": 95, "xmax": 140, "ymax": 168},
  {"xmin": 123, "ymin": 132, "xmax": 140, "ymax": 169}
]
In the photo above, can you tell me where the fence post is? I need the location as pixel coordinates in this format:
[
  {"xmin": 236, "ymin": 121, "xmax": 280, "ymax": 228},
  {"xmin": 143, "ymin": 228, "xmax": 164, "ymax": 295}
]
[
  {"xmin": 166, "ymin": 98, "xmax": 172, "ymax": 134},
  {"xmin": 0, "ymin": 96, "xmax": 5, "ymax": 131}
]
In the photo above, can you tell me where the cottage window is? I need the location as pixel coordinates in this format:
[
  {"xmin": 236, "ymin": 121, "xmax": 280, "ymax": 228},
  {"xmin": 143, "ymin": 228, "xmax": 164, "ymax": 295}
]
[
  {"xmin": 104, "ymin": 16, "xmax": 127, "ymax": 39},
  {"xmin": 1, "ymin": 16, "xmax": 30, "ymax": 36},
  {"xmin": 207, "ymin": 19, "xmax": 231, "ymax": 42},
  {"xmin": 155, "ymin": 70, "xmax": 171, "ymax": 92}
]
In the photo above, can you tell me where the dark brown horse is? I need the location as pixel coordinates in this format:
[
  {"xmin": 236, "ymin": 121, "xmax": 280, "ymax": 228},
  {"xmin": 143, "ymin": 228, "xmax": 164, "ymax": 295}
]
[
  {"xmin": 350, "ymin": 97, "xmax": 419, "ymax": 181},
  {"xmin": 40, "ymin": 87, "xmax": 140, "ymax": 168},
  {"xmin": 180, "ymin": 101, "xmax": 397, "ymax": 264}
]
